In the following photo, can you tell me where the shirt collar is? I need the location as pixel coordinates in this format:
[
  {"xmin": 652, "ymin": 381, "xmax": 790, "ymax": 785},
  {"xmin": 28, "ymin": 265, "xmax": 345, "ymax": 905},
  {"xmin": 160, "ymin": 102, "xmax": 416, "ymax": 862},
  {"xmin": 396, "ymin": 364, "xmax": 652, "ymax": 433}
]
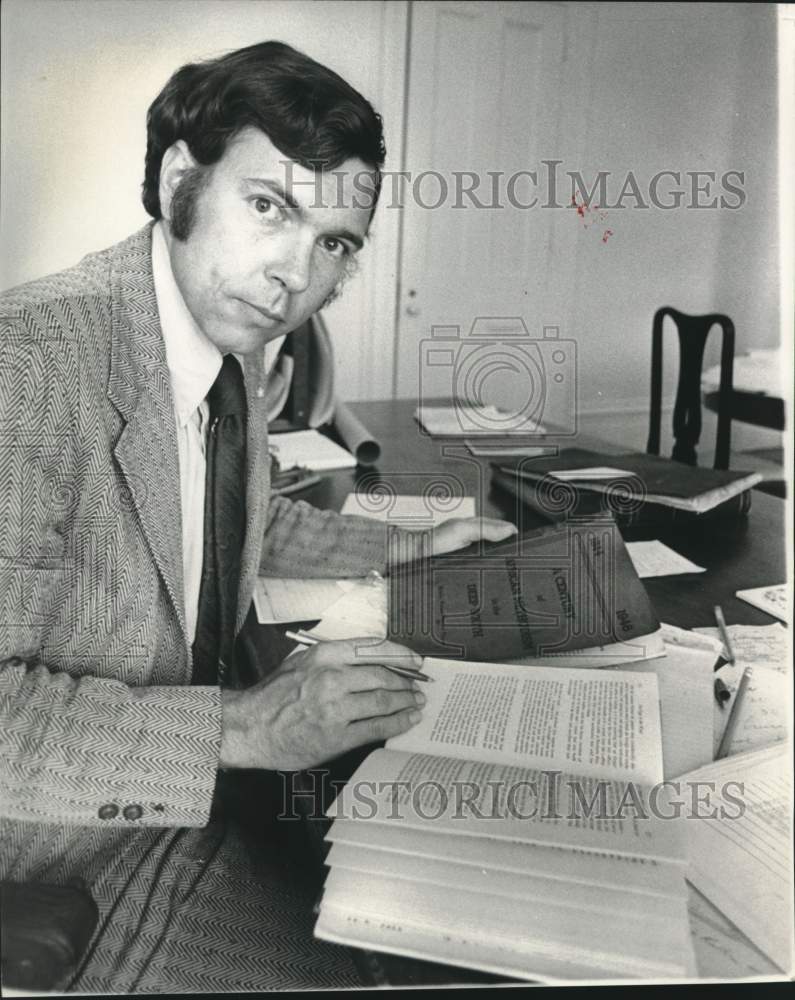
[{"xmin": 151, "ymin": 221, "xmax": 223, "ymax": 428}]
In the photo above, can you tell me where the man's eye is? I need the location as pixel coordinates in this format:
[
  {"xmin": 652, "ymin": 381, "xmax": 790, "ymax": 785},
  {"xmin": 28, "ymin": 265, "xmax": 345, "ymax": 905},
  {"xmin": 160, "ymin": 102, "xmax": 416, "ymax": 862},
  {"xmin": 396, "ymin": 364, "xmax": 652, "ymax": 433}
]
[
  {"xmin": 322, "ymin": 237, "xmax": 348, "ymax": 258},
  {"xmin": 254, "ymin": 197, "xmax": 275, "ymax": 215}
]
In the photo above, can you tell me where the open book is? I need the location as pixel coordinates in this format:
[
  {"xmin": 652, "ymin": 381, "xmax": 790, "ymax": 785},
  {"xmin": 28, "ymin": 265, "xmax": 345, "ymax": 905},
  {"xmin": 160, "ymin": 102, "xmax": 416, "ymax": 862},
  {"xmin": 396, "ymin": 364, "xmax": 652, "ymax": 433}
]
[{"xmin": 316, "ymin": 657, "xmax": 695, "ymax": 982}]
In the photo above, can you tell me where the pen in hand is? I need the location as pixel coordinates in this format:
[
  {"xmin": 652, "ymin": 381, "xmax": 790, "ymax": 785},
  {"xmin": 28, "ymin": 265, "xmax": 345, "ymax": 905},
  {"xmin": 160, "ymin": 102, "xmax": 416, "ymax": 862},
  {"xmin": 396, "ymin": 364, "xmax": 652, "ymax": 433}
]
[{"xmin": 284, "ymin": 630, "xmax": 434, "ymax": 683}]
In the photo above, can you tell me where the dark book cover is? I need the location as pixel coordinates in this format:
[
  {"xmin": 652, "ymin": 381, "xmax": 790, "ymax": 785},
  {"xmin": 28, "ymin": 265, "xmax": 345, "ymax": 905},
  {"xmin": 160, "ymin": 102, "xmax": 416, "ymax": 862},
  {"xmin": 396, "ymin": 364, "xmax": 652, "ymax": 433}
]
[
  {"xmin": 387, "ymin": 521, "xmax": 660, "ymax": 660},
  {"xmin": 492, "ymin": 448, "xmax": 758, "ymax": 506},
  {"xmin": 491, "ymin": 465, "xmax": 752, "ymax": 531}
]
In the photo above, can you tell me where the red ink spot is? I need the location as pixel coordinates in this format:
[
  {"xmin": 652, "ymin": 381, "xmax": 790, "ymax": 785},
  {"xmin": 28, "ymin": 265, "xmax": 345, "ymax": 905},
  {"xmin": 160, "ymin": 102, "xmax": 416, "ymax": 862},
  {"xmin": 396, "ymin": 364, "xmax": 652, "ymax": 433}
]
[{"xmin": 602, "ymin": 229, "xmax": 614, "ymax": 243}]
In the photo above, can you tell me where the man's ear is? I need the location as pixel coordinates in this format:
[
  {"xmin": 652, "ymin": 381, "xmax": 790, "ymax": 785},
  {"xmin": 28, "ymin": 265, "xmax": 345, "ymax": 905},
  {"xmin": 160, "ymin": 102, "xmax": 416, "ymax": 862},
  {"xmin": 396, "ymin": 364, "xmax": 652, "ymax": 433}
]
[{"xmin": 159, "ymin": 141, "xmax": 198, "ymax": 224}]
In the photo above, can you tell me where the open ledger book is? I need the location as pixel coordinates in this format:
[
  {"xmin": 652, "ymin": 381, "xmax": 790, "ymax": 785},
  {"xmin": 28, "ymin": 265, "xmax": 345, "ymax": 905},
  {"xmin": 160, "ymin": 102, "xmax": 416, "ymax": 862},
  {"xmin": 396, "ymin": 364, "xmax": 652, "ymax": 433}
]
[{"xmin": 316, "ymin": 657, "xmax": 695, "ymax": 982}]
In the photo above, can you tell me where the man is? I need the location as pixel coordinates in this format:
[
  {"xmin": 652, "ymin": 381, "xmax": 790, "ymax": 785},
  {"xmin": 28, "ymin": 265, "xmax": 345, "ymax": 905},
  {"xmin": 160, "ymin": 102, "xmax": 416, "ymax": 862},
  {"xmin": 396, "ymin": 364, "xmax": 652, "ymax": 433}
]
[{"xmin": 0, "ymin": 41, "xmax": 514, "ymax": 991}]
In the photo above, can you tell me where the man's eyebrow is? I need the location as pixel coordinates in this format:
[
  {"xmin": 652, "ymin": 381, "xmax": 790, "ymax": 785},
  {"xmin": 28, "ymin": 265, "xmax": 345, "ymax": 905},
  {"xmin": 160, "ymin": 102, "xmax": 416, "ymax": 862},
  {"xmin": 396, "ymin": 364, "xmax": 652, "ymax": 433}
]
[{"xmin": 242, "ymin": 177, "xmax": 301, "ymax": 210}]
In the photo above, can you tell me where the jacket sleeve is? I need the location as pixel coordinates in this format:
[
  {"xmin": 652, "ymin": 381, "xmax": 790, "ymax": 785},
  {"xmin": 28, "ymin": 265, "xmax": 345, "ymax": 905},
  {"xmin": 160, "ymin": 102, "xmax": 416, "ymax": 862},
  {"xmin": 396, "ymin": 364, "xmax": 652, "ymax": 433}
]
[
  {"xmin": 260, "ymin": 494, "xmax": 411, "ymax": 578},
  {"xmin": 0, "ymin": 321, "xmax": 221, "ymax": 828}
]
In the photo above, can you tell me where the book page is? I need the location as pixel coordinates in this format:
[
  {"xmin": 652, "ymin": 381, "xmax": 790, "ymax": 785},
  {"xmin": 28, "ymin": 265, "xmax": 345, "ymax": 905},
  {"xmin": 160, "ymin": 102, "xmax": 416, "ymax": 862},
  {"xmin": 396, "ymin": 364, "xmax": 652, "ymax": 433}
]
[
  {"xmin": 328, "ymin": 748, "xmax": 683, "ymax": 861},
  {"xmin": 386, "ymin": 658, "xmax": 663, "ymax": 784},
  {"xmin": 510, "ymin": 627, "xmax": 666, "ymax": 669},
  {"xmin": 605, "ymin": 637, "xmax": 715, "ymax": 780},
  {"xmin": 325, "ymin": 841, "xmax": 684, "ymax": 918},
  {"xmin": 326, "ymin": 818, "xmax": 685, "ymax": 898},
  {"xmin": 678, "ymin": 745, "xmax": 794, "ymax": 972}
]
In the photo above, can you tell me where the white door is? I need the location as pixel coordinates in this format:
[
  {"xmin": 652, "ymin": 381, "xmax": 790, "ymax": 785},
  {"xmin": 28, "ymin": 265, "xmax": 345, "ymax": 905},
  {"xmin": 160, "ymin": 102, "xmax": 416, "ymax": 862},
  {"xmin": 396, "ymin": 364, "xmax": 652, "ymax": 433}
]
[{"xmin": 394, "ymin": 0, "xmax": 579, "ymax": 421}]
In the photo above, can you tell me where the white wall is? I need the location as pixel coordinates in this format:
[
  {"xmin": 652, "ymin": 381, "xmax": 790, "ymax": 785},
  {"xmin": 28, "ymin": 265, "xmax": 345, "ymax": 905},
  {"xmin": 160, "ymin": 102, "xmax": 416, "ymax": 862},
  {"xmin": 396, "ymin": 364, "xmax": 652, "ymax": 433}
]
[
  {"xmin": 1, "ymin": 1, "xmax": 785, "ymax": 433},
  {"xmin": 556, "ymin": 2, "xmax": 782, "ymax": 451},
  {"xmin": 0, "ymin": 0, "xmax": 406, "ymax": 400}
]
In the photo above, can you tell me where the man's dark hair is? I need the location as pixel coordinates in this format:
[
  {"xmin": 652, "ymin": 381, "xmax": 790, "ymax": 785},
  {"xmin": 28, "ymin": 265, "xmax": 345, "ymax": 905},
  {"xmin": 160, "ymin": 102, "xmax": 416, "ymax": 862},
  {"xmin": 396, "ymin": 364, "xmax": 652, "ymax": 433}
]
[{"xmin": 142, "ymin": 40, "xmax": 386, "ymax": 219}]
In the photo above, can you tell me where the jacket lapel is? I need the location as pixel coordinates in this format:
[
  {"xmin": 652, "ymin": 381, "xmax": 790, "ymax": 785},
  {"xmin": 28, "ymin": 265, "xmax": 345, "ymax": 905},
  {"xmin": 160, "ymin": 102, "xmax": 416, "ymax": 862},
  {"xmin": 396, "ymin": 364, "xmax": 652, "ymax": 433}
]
[{"xmin": 107, "ymin": 226, "xmax": 187, "ymax": 644}]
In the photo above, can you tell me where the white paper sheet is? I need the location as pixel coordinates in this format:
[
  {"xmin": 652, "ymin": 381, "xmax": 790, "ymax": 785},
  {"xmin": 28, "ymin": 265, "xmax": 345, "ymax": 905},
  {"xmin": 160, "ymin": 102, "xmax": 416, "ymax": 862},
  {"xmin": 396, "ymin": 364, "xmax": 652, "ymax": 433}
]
[
  {"xmin": 304, "ymin": 578, "xmax": 388, "ymax": 640},
  {"xmin": 626, "ymin": 540, "xmax": 706, "ymax": 578},
  {"xmin": 269, "ymin": 429, "xmax": 356, "ymax": 470},
  {"xmin": 694, "ymin": 623, "xmax": 791, "ymax": 757},
  {"xmin": 252, "ymin": 577, "xmax": 350, "ymax": 624},
  {"xmin": 736, "ymin": 584, "xmax": 788, "ymax": 623}
]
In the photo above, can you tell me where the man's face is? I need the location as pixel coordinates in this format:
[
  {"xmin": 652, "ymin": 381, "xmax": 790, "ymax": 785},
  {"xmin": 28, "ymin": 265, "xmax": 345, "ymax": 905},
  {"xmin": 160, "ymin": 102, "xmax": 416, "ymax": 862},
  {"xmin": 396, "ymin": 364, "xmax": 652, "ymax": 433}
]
[{"xmin": 163, "ymin": 127, "xmax": 374, "ymax": 355}]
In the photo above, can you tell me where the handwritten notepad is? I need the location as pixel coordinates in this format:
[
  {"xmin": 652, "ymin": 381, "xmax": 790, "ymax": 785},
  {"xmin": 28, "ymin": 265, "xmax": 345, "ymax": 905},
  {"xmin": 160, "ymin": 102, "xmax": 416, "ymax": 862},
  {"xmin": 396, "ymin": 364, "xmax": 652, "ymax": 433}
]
[
  {"xmin": 695, "ymin": 623, "xmax": 791, "ymax": 757},
  {"xmin": 736, "ymin": 584, "xmax": 788, "ymax": 623}
]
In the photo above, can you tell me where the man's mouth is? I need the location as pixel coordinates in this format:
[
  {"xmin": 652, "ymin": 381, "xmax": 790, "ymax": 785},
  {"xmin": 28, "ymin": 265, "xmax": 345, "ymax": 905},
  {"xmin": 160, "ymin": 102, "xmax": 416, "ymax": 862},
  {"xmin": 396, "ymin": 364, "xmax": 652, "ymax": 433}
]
[{"xmin": 244, "ymin": 301, "xmax": 286, "ymax": 324}]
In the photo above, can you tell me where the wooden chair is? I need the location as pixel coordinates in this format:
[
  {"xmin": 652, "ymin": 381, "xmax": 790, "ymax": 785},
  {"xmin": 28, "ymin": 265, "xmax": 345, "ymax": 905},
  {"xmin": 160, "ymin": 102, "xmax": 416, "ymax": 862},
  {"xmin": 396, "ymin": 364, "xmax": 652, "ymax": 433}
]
[{"xmin": 647, "ymin": 307, "xmax": 735, "ymax": 470}]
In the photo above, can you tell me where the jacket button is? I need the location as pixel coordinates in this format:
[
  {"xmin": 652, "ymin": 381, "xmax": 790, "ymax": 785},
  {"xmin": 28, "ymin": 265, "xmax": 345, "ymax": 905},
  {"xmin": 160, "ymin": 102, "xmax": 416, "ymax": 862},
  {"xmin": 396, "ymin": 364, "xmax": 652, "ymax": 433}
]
[
  {"xmin": 98, "ymin": 803, "xmax": 118, "ymax": 820},
  {"xmin": 123, "ymin": 804, "xmax": 143, "ymax": 821}
]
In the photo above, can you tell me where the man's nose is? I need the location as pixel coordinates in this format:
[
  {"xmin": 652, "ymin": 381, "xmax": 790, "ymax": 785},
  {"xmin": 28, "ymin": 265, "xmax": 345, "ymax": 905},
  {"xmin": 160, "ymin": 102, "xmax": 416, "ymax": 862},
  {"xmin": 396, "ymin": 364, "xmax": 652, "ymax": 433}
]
[{"xmin": 265, "ymin": 234, "xmax": 313, "ymax": 294}]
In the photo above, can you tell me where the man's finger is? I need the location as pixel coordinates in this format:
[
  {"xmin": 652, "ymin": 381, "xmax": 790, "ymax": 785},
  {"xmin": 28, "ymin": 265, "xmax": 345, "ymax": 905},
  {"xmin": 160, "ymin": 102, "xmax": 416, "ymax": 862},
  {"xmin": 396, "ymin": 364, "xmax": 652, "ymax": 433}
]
[
  {"xmin": 478, "ymin": 517, "xmax": 518, "ymax": 541},
  {"xmin": 347, "ymin": 705, "xmax": 424, "ymax": 746},
  {"xmin": 339, "ymin": 663, "xmax": 421, "ymax": 693},
  {"xmin": 349, "ymin": 687, "xmax": 425, "ymax": 721}
]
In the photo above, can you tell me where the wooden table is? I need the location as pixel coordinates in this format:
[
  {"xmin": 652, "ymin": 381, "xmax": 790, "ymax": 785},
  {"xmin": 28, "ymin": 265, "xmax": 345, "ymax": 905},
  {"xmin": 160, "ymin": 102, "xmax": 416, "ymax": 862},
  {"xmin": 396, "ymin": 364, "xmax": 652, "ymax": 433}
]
[{"xmin": 267, "ymin": 398, "xmax": 788, "ymax": 985}]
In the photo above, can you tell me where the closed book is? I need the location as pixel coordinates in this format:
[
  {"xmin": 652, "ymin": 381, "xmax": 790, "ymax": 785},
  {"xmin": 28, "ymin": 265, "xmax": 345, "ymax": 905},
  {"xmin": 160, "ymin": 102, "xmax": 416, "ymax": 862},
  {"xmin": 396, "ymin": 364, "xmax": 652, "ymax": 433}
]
[
  {"xmin": 491, "ymin": 465, "xmax": 752, "ymax": 530},
  {"xmin": 492, "ymin": 448, "xmax": 761, "ymax": 514},
  {"xmin": 387, "ymin": 521, "xmax": 660, "ymax": 660}
]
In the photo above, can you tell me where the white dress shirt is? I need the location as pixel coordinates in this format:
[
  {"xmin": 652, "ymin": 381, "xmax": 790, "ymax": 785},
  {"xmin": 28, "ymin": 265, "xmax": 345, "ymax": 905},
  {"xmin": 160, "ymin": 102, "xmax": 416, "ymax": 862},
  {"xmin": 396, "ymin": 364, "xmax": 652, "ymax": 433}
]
[{"xmin": 151, "ymin": 222, "xmax": 222, "ymax": 644}]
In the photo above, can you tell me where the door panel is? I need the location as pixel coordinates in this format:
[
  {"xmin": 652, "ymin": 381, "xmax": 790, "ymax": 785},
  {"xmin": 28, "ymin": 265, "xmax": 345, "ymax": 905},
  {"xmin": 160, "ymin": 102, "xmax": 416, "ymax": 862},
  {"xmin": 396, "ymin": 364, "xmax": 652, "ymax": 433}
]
[{"xmin": 396, "ymin": 1, "xmax": 569, "ymax": 411}]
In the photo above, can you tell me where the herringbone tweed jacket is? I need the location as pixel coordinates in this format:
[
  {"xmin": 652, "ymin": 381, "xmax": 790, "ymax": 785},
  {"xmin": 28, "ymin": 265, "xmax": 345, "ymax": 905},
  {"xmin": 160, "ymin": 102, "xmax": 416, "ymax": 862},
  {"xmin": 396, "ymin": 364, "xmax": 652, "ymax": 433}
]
[{"xmin": 0, "ymin": 225, "xmax": 388, "ymax": 991}]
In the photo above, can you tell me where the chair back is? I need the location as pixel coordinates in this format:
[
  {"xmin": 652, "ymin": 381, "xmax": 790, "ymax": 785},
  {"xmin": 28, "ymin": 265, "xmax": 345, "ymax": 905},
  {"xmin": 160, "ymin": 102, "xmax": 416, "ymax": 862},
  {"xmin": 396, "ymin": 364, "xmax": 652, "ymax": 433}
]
[{"xmin": 647, "ymin": 306, "xmax": 735, "ymax": 469}]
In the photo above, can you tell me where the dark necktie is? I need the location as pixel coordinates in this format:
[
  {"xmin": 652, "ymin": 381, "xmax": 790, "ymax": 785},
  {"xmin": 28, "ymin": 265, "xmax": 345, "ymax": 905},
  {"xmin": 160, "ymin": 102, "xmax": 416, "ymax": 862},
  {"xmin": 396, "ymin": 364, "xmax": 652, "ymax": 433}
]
[{"xmin": 191, "ymin": 354, "xmax": 247, "ymax": 686}]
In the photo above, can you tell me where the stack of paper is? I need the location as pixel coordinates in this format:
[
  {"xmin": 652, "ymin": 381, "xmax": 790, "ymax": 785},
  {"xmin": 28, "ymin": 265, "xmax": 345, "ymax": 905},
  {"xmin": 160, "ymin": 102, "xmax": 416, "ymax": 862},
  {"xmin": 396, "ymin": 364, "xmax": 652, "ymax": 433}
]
[{"xmin": 316, "ymin": 658, "xmax": 695, "ymax": 982}]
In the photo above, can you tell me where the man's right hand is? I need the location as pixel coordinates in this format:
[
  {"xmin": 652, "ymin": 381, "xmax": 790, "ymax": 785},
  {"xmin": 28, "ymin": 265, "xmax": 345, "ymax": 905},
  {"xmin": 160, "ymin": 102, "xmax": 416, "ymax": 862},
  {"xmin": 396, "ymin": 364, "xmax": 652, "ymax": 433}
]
[{"xmin": 219, "ymin": 638, "xmax": 426, "ymax": 771}]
